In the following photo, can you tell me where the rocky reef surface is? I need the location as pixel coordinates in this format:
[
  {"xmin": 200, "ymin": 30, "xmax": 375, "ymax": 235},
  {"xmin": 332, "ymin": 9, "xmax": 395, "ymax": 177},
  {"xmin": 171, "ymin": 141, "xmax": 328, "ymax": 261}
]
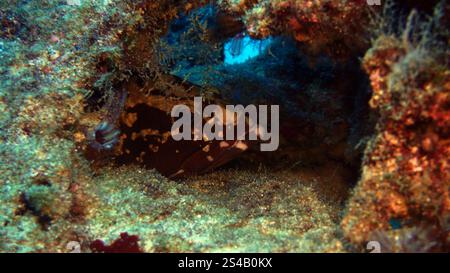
[{"xmin": 0, "ymin": 0, "xmax": 448, "ymax": 252}]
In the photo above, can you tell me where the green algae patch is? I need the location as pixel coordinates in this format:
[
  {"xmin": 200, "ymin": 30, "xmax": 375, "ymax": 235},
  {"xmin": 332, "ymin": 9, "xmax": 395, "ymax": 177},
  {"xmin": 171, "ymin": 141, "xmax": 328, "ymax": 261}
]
[{"xmin": 85, "ymin": 166, "xmax": 345, "ymax": 252}]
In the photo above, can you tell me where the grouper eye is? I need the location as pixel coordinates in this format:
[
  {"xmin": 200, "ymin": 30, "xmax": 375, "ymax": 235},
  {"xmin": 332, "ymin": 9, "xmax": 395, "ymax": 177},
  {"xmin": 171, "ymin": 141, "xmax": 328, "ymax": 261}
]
[{"xmin": 89, "ymin": 121, "xmax": 120, "ymax": 151}]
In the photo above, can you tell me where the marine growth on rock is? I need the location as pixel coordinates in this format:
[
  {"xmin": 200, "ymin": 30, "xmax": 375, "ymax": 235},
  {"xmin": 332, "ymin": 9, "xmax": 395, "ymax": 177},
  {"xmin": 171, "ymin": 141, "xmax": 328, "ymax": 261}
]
[{"xmin": 0, "ymin": 0, "xmax": 448, "ymax": 254}]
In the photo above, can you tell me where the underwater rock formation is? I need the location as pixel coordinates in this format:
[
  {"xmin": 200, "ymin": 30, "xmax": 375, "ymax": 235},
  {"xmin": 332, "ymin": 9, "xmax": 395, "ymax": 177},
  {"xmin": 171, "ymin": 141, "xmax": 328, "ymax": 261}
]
[
  {"xmin": 0, "ymin": 0, "xmax": 448, "ymax": 253},
  {"xmin": 342, "ymin": 4, "xmax": 450, "ymax": 249},
  {"xmin": 82, "ymin": 166, "xmax": 347, "ymax": 252},
  {"xmin": 0, "ymin": 0, "xmax": 207, "ymax": 252},
  {"xmin": 218, "ymin": 0, "xmax": 373, "ymax": 58}
]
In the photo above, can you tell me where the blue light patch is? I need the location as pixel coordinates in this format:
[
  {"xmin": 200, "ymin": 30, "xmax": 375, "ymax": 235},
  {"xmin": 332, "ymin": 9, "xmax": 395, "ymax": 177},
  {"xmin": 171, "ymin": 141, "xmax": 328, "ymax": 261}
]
[{"xmin": 224, "ymin": 36, "xmax": 273, "ymax": 65}]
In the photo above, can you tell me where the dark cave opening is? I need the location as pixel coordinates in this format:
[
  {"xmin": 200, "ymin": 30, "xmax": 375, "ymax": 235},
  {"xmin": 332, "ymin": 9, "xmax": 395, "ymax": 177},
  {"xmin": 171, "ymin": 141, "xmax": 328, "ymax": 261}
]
[
  {"xmin": 86, "ymin": 4, "xmax": 375, "ymax": 189},
  {"xmin": 157, "ymin": 5, "xmax": 374, "ymax": 183},
  {"xmin": 2, "ymin": 0, "xmax": 449, "ymax": 254}
]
